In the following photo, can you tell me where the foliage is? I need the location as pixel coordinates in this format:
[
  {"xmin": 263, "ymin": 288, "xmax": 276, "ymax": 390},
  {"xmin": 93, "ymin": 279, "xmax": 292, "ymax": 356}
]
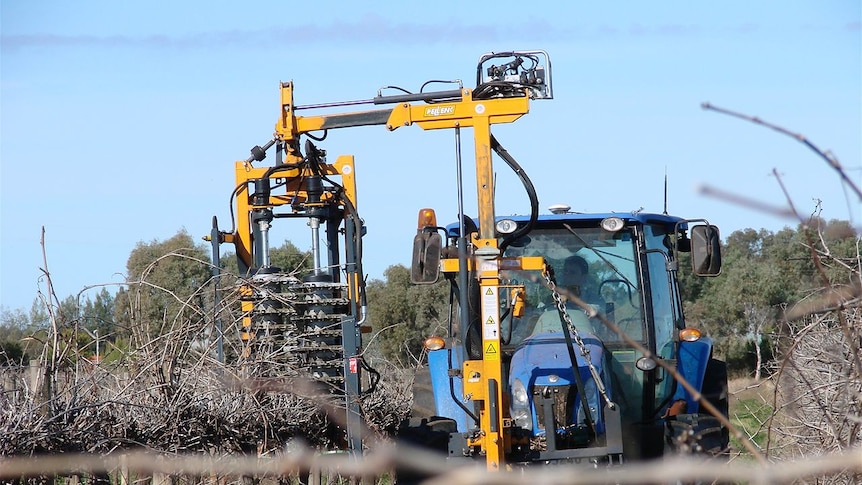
[
  {"xmin": 366, "ymin": 265, "xmax": 449, "ymax": 366},
  {"xmin": 0, "ymin": 306, "xmax": 46, "ymax": 363},
  {"xmin": 114, "ymin": 229, "xmax": 212, "ymax": 341},
  {"xmin": 80, "ymin": 288, "xmax": 115, "ymax": 337},
  {"xmin": 0, "ymin": 339, "xmax": 25, "ymax": 366},
  {"xmin": 220, "ymin": 239, "xmax": 313, "ymax": 276},
  {"xmin": 724, "ymin": 338, "xmax": 775, "ymax": 377},
  {"xmin": 681, "ymin": 218, "xmax": 859, "ymax": 375}
]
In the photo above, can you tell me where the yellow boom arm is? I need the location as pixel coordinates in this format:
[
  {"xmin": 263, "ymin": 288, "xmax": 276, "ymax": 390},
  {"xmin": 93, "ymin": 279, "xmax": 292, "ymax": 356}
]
[{"xmin": 235, "ymin": 61, "xmax": 544, "ymax": 468}]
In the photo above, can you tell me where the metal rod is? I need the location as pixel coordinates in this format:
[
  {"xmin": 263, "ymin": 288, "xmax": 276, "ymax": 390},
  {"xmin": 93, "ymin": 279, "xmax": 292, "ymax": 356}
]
[
  {"xmin": 310, "ymin": 218, "xmax": 322, "ymax": 274},
  {"xmin": 455, "ymin": 126, "xmax": 470, "ymax": 340},
  {"xmin": 258, "ymin": 220, "xmax": 271, "ymax": 268},
  {"xmin": 295, "ymin": 98, "xmax": 375, "ymax": 110},
  {"xmin": 453, "ymin": 126, "xmax": 478, "ymax": 425},
  {"xmin": 373, "ymin": 89, "xmax": 463, "ymax": 105},
  {"xmin": 210, "ymin": 216, "xmax": 224, "ymax": 364}
]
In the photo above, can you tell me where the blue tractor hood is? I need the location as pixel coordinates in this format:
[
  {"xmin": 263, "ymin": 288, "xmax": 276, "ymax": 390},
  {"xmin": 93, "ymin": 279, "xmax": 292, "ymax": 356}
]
[
  {"xmin": 510, "ymin": 331, "xmax": 605, "ymax": 386},
  {"xmin": 509, "ymin": 331, "xmax": 609, "ymax": 435}
]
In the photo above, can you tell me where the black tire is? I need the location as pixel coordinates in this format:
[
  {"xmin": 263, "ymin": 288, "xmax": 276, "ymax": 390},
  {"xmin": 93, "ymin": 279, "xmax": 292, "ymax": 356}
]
[
  {"xmin": 666, "ymin": 359, "xmax": 730, "ymax": 457},
  {"xmin": 701, "ymin": 358, "xmax": 729, "ymax": 418},
  {"xmin": 399, "ymin": 416, "xmax": 458, "ymax": 450},
  {"xmin": 396, "ymin": 416, "xmax": 458, "ymax": 484},
  {"xmin": 701, "ymin": 358, "xmax": 730, "ymax": 452}
]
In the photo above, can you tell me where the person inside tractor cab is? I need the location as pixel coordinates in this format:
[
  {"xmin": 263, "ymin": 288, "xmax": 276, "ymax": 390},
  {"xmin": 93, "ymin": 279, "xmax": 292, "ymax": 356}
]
[
  {"xmin": 531, "ymin": 255, "xmax": 603, "ymax": 336},
  {"xmin": 559, "ymin": 254, "xmax": 601, "ymax": 303}
]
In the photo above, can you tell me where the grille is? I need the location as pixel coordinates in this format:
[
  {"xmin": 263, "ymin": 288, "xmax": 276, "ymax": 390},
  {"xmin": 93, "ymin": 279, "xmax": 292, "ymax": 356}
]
[{"xmin": 533, "ymin": 384, "xmax": 575, "ymax": 430}]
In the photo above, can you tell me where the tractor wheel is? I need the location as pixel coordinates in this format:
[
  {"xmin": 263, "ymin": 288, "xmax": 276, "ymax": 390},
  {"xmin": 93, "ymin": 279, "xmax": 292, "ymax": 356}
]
[
  {"xmin": 700, "ymin": 358, "xmax": 730, "ymax": 451},
  {"xmin": 701, "ymin": 358, "xmax": 729, "ymax": 418},
  {"xmin": 396, "ymin": 416, "xmax": 457, "ymax": 484},
  {"xmin": 666, "ymin": 359, "xmax": 730, "ymax": 458}
]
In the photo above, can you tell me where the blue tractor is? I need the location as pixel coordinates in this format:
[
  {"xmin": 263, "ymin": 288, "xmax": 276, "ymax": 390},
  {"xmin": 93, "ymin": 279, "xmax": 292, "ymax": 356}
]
[
  {"xmin": 407, "ymin": 208, "xmax": 728, "ymax": 466},
  {"xmin": 211, "ymin": 46, "xmax": 727, "ymax": 473}
]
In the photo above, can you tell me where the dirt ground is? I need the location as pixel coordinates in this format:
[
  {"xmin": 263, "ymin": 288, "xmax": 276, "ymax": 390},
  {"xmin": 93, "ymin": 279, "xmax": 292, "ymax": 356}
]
[{"xmin": 728, "ymin": 377, "xmax": 775, "ymax": 408}]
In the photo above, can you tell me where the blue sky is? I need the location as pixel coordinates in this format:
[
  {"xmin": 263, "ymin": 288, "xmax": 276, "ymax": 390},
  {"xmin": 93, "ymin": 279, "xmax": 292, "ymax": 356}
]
[{"xmin": 1, "ymin": 1, "xmax": 860, "ymax": 311}]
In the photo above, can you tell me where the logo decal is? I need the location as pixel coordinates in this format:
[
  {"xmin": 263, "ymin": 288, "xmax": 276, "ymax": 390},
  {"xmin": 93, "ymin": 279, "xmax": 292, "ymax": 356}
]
[{"xmin": 424, "ymin": 106, "xmax": 455, "ymax": 117}]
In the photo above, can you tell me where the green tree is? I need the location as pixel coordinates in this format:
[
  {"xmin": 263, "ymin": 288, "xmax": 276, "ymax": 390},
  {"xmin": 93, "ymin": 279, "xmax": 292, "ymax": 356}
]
[
  {"xmin": 0, "ymin": 340, "xmax": 25, "ymax": 365},
  {"xmin": 682, "ymin": 219, "xmax": 859, "ymax": 376},
  {"xmin": 220, "ymin": 240, "xmax": 312, "ymax": 276},
  {"xmin": 29, "ymin": 298, "xmax": 49, "ymax": 328},
  {"xmin": 0, "ymin": 306, "xmax": 30, "ymax": 365},
  {"xmin": 270, "ymin": 241, "xmax": 313, "ymax": 274},
  {"xmin": 81, "ymin": 288, "xmax": 115, "ymax": 336},
  {"xmin": 115, "ymin": 230, "xmax": 211, "ymax": 341},
  {"xmin": 366, "ymin": 265, "xmax": 449, "ymax": 366},
  {"xmin": 805, "ymin": 218, "xmax": 860, "ymax": 287},
  {"xmin": 0, "ymin": 304, "xmax": 54, "ymax": 362},
  {"xmin": 0, "ymin": 306, "xmax": 29, "ymax": 329},
  {"xmin": 685, "ymin": 227, "xmax": 796, "ymax": 371}
]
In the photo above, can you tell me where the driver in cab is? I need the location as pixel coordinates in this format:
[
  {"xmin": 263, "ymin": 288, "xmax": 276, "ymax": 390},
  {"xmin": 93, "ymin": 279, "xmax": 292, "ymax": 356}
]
[{"xmin": 532, "ymin": 255, "xmax": 602, "ymax": 336}]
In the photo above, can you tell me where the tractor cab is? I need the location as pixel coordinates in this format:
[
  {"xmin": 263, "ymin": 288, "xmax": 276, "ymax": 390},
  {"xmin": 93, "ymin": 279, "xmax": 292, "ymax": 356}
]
[
  {"xmin": 497, "ymin": 212, "xmax": 695, "ymax": 460},
  {"xmin": 414, "ymin": 210, "xmax": 726, "ymax": 463}
]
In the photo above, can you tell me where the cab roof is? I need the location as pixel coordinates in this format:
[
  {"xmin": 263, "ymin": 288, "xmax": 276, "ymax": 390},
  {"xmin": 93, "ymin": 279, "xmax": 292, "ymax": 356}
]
[{"xmin": 445, "ymin": 212, "xmax": 689, "ymax": 237}]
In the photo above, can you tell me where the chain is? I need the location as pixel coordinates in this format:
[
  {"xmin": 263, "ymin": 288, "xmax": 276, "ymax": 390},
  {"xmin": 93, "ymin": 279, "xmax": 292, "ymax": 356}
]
[{"xmin": 543, "ymin": 269, "xmax": 614, "ymax": 410}]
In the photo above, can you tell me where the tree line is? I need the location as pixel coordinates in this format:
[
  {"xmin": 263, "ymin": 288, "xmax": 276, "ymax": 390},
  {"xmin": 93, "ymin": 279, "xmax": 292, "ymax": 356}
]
[
  {"xmin": 366, "ymin": 217, "xmax": 859, "ymax": 377},
  {"xmin": 1, "ymin": 218, "xmax": 858, "ymax": 378},
  {"xmin": 0, "ymin": 230, "xmax": 311, "ymax": 366}
]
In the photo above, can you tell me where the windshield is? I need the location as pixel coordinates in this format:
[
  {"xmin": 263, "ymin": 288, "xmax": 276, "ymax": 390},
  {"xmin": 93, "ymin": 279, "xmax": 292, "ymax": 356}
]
[{"xmin": 501, "ymin": 225, "xmax": 645, "ymax": 348}]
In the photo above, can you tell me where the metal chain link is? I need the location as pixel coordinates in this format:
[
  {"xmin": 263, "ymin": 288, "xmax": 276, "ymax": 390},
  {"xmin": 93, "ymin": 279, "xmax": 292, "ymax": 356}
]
[{"xmin": 543, "ymin": 269, "xmax": 614, "ymax": 409}]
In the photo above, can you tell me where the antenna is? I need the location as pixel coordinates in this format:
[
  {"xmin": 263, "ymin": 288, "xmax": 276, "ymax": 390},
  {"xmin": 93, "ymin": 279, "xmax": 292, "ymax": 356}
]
[{"xmin": 663, "ymin": 167, "xmax": 668, "ymax": 215}]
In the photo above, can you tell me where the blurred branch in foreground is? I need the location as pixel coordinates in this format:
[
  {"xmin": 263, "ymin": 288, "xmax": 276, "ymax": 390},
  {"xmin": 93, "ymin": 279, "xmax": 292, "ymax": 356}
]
[
  {"xmin": 702, "ymin": 102, "xmax": 862, "ymax": 203},
  {"xmin": 0, "ymin": 446, "xmax": 860, "ymax": 485},
  {"xmin": 696, "ymin": 184, "xmax": 797, "ymax": 221}
]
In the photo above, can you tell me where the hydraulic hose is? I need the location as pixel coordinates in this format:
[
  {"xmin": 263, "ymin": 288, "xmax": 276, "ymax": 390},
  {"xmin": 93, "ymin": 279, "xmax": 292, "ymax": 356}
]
[{"xmin": 492, "ymin": 134, "xmax": 539, "ymax": 254}]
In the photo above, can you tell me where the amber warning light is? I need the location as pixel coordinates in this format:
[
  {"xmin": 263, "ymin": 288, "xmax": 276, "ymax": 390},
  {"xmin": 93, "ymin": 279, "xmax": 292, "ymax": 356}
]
[
  {"xmin": 679, "ymin": 328, "xmax": 702, "ymax": 342},
  {"xmin": 417, "ymin": 208, "xmax": 437, "ymax": 229},
  {"xmin": 424, "ymin": 336, "xmax": 446, "ymax": 351}
]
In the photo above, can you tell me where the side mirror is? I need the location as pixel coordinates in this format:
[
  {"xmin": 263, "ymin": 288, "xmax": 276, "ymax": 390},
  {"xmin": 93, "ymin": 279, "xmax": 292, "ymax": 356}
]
[
  {"xmin": 411, "ymin": 229, "xmax": 442, "ymax": 284},
  {"xmin": 690, "ymin": 225, "xmax": 722, "ymax": 276}
]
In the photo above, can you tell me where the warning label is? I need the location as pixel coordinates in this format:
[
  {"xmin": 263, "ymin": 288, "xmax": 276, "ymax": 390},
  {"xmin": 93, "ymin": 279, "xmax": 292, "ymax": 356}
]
[
  {"xmin": 484, "ymin": 342, "xmax": 499, "ymax": 361},
  {"xmin": 482, "ymin": 286, "xmax": 499, "ymax": 340}
]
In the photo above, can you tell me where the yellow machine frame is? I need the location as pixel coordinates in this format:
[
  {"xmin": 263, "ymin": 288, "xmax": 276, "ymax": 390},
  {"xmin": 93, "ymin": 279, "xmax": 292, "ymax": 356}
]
[{"xmin": 232, "ymin": 75, "xmax": 539, "ymax": 469}]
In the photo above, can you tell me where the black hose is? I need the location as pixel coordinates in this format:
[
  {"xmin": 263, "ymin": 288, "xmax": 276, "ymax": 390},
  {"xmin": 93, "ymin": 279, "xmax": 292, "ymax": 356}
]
[
  {"xmin": 492, "ymin": 134, "xmax": 539, "ymax": 253},
  {"xmin": 360, "ymin": 358, "xmax": 380, "ymax": 396},
  {"xmin": 448, "ymin": 280, "xmax": 480, "ymax": 425}
]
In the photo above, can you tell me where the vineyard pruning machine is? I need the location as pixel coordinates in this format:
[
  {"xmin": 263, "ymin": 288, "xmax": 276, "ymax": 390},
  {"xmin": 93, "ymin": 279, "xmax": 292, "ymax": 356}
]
[{"xmin": 208, "ymin": 50, "xmax": 728, "ymax": 471}]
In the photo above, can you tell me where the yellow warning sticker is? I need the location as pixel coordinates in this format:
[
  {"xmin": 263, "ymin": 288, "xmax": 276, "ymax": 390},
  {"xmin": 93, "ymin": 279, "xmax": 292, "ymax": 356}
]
[
  {"xmin": 482, "ymin": 285, "xmax": 499, "ymax": 340},
  {"xmin": 484, "ymin": 342, "xmax": 499, "ymax": 361}
]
